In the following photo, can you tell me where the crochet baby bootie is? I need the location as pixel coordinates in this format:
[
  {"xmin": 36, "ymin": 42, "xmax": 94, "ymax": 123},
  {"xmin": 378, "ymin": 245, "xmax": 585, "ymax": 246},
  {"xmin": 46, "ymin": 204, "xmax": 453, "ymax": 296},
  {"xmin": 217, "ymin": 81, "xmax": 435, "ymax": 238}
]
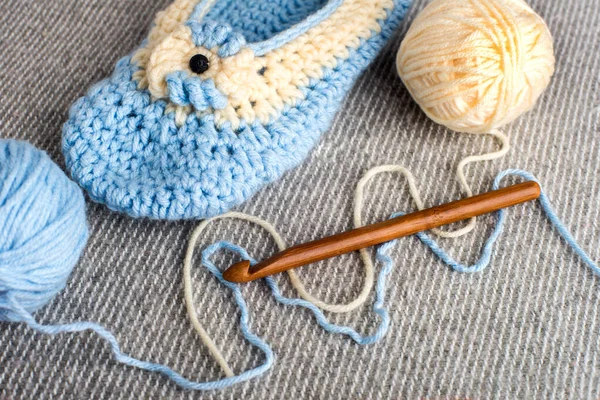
[{"xmin": 63, "ymin": 0, "xmax": 412, "ymax": 219}]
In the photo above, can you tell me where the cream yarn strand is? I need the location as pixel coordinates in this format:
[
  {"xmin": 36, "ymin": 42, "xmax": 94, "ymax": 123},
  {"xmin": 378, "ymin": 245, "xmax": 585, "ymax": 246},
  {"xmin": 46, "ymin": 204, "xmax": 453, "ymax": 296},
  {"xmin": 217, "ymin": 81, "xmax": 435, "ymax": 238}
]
[
  {"xmin": 184, "ymin": 217, "xmax": 236, "ymax": 377},
  {"xmin": 183, "ymin": 130, "xmax": 509, "ymax": 374},
  {"xmin": 433, "ymin": 129, "xmax": 510, "ymax": 238},
  {"xmin": 353, "ymin": 131, "xmax": 509, "ymax": 241}
]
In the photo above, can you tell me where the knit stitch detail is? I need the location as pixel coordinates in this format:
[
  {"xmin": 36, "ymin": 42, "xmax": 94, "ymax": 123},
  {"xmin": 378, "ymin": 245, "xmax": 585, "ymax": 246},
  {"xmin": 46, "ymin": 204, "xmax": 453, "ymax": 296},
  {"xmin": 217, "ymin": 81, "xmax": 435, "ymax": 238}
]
[{"xmin": 166, "ymin": 71, "xmax": 228, "ymax": 110}]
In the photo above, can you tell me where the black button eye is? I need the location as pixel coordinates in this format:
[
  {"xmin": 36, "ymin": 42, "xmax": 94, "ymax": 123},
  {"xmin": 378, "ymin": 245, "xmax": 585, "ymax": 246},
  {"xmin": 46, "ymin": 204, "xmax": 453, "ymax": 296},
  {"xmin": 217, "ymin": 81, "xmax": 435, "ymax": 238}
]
[{"xmin": 189, "ymin": 54, "xmax": 210, "ymax": 74}]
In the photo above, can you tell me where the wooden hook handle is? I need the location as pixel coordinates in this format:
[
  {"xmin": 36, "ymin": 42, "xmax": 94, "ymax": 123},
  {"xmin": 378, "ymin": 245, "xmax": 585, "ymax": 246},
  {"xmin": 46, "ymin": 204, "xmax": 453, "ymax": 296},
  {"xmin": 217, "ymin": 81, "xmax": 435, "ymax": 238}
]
[{"xmin": 223, "ymin": 181, "xmax": 541, "ymax": 283}]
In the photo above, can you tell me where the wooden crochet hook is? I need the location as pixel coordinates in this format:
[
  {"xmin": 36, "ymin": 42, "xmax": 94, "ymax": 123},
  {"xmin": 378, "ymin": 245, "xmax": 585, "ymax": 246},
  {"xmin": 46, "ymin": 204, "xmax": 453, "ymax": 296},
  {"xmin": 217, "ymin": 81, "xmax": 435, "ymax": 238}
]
[{"xmin": 223, "ymin": 181, "xmax": 541, "ymax": 283}]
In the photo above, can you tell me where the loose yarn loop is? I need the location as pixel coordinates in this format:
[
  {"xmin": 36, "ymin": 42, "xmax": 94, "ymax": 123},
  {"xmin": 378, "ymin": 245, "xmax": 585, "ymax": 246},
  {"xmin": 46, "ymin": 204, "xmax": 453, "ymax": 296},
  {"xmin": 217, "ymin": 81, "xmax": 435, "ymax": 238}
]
[
  {"xmin": 365, "ymin": 130, "xmax": 511, "ymax": 239},
  {"xmin": 295, "ymin": 130, "xmax": 510, "ymax": 313},
  {"xmin": 183, "ymin": 212, "xmax": 399, "ymax": 378},
  {"xmin": 0, "ymin": 139, "xmax": 88, "ymax": 322},
  {"xmin": 396, "ymin": 0, "xmax": 555, "ymax": 134},
  {"xmin": 183, "ymin": 171, "xmax": 599, "ymax": 385}
]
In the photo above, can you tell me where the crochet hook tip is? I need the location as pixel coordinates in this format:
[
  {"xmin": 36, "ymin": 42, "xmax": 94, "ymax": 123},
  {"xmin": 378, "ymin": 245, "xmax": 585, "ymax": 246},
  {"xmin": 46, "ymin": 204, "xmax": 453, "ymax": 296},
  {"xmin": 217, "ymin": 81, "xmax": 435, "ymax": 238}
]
[{"xmin": 222, "ymin": 260, "xmax": 253, "ymax": 283}]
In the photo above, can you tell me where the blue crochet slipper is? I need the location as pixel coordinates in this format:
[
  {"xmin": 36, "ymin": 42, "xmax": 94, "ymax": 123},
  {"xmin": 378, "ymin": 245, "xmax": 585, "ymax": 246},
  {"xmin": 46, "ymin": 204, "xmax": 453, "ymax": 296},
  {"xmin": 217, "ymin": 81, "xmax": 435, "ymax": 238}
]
[{"xmin": 63, "ymin": 0, "xmax": 412, "ymax": 219}]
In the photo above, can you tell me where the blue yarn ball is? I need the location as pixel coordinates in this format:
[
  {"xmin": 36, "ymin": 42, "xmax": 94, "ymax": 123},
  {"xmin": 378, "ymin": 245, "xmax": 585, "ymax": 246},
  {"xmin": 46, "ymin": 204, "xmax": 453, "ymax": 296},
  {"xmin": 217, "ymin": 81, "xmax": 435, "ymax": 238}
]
[{"xmin": 0, "ymin": 139, "xmax": 88, "ymax": 322}]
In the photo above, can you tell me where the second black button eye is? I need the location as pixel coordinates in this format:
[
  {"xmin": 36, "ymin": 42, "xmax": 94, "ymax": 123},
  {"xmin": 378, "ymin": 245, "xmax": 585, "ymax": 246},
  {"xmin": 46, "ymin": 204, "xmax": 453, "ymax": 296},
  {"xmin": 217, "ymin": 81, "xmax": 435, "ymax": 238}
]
[{"xmin": 189, "ymin": 54, "xmax": 210, "ymax": 74}]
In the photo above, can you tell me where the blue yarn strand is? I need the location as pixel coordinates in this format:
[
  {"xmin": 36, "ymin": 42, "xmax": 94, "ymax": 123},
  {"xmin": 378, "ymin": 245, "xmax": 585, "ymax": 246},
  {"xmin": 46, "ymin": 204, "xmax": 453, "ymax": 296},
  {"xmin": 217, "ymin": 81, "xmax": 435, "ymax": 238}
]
[
  {"xmin": 9, "ymin": 270, "xmax": 274, "ymax": 391},
  {"xmin": 409, "ymin": 169, "xmax": 598, "ymax": 276},
  {"xmin": 201, "ymin": 241, "xmax": 394, "ymax": 345},
  {"xmin": 12, "ymin": 169, "xmax": 599, "ymax": 391}
]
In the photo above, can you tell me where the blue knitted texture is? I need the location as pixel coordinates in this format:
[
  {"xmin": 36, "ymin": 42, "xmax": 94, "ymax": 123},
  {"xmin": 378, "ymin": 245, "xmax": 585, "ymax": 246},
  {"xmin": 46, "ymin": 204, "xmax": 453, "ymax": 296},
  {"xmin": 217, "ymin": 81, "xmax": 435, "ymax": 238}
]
[
  {"xmin": 205, "ymin": 0, "xmax": 330, "ymax": 44},
  {"xmin": 62, "ymin": 0, "xmax": 413, "ymax": 220},
  {"xmin": 10, "ymin": 169, "xmax": 600, "ymax": 391},
  {"xmin": 247, "ymin": 0, "xmax": 346, "ymax": 56}
]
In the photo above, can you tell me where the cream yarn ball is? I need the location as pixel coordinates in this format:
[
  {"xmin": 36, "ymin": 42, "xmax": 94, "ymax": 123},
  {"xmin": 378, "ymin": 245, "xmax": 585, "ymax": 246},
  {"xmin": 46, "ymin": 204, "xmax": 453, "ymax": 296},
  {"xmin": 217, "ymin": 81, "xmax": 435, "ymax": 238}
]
[{"xmin": 396, "ymin": 0, "xmax": 555, "ymax": 134}]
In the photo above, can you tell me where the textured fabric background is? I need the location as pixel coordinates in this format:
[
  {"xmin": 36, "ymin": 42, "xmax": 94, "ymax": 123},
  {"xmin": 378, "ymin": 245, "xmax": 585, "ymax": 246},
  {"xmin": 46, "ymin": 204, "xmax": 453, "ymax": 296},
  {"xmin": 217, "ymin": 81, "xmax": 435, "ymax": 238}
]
[{"xmin": 1, "ymin": 0, "xmax": 599, "ymax": 398}]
